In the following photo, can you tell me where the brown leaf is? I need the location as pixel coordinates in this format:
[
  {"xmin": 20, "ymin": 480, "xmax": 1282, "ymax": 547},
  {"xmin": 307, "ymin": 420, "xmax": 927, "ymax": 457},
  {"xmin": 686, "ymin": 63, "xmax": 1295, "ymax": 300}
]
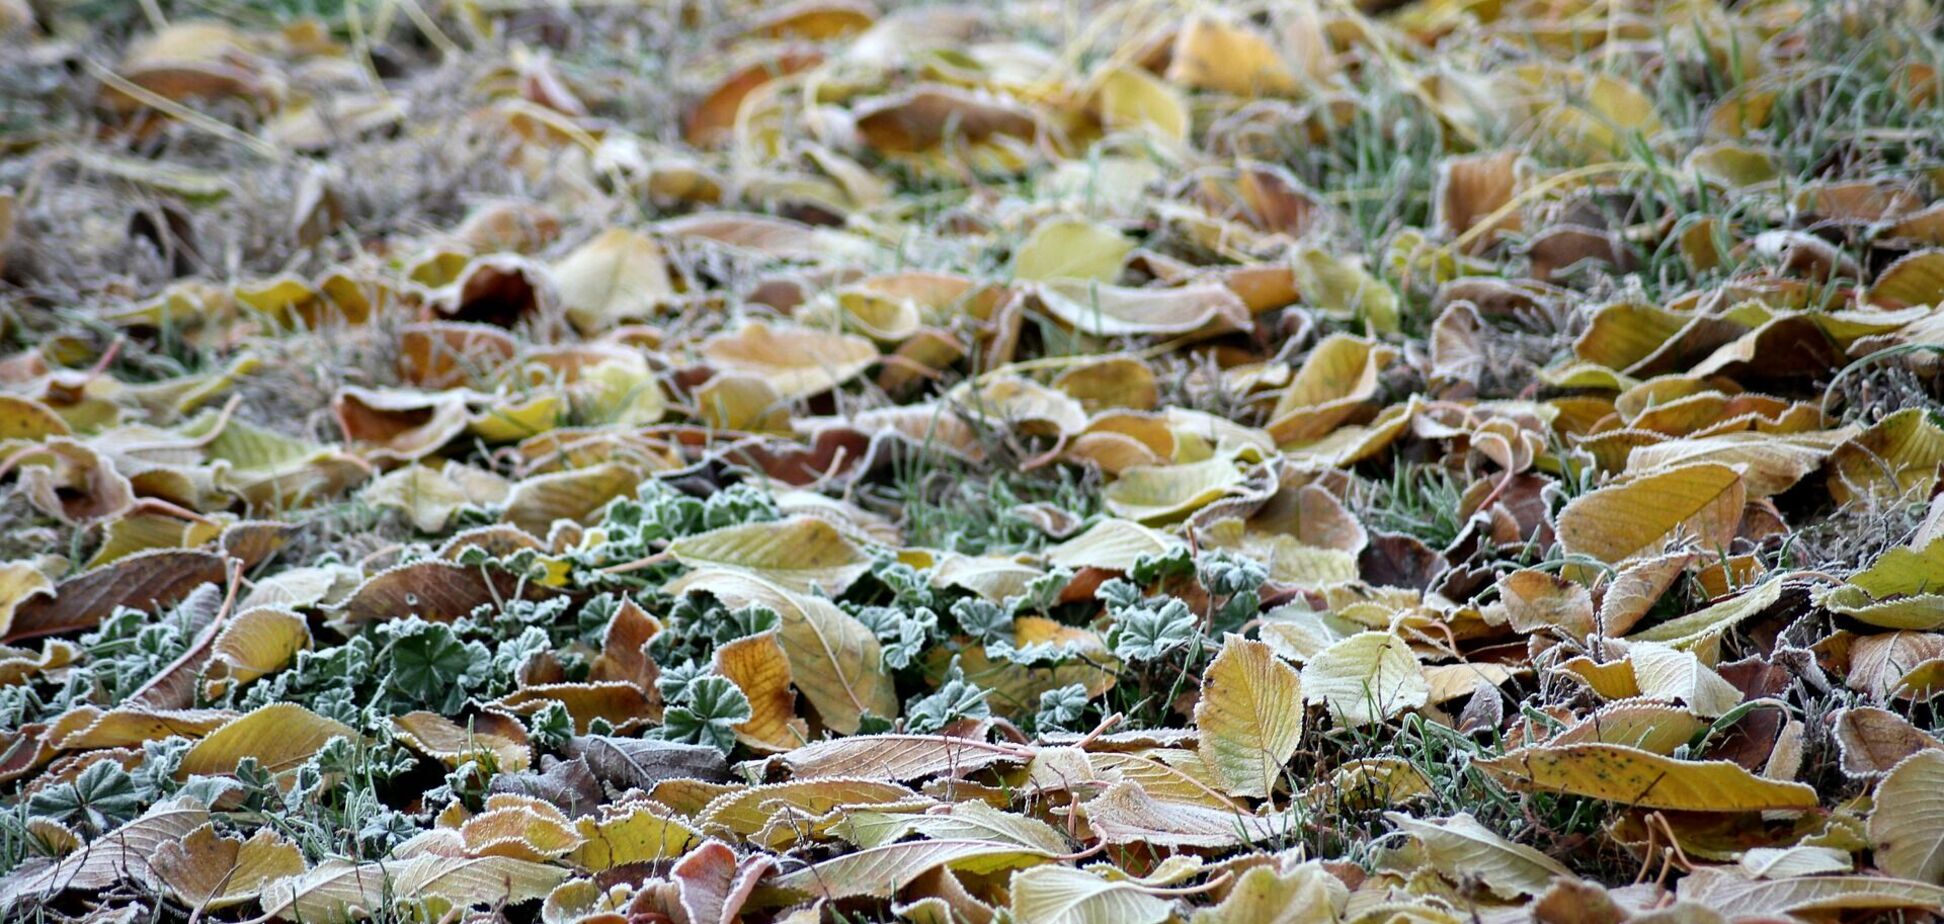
[
  {"xmin": 1836, "ymin": 706, "xmax": 1942, "ymax": 781},
  {"xmin": 486, "ymin": 757, "xmax": 603, "ymax": 818},
  {"xmin": 334, "ymin": 559, "xmax": 534, "ymax": 628},
  {"xmin": 3, "ymin": 549, "xmax": 227, "ymax": 644},
  {"xmin": 669, "ymin": 839, "xmax": 774, "ymax": 924},
  {"xmin": 562, "ymin": 735, "xmax": 729, "ymax": 790}
]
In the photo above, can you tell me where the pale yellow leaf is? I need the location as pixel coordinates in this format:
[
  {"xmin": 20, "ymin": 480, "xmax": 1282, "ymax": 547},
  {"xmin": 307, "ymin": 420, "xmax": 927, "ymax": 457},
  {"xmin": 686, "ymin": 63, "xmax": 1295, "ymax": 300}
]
[
  {"xmin": 1195, "ymin": 635, "xmax": 1303, "ymax": 798},
  {"xmin": 1012, "ymin": 218, "xmax": 1134, "ymax": 283},
  {"xmin": 771, "ymin": 839, "xmax": 1050, "ymax": 900},
  {"xmin": 1628, "ymin": 641, "xmax": 1743, "ymax": 717},
  {"xmin": 553, "ymin": 227, "xmax": 673, "ymax": 334},
  {"xmin": 1301, "ymin": 631, "xmax": 1428, "ymax": 727},
  {"xmin": 1868, "ymin": 750, "xmax": 1944, "ymax": 884},
  {"xmin": 1009, "ymin": 865, "xmax": 1172, "ymax": 924},
  {"xmin": 700, "ymin": 321, "xmax": 877, "ymax": 399},
  {"xmin": 669, "ymin": 516, "xmax": 873, "ymax": 594},
  {"xmin": 1102, "ymin": 456, "xmax": 1247, "ymax": 523},
  {"xmin": 1388, "ymin": 811, "xmax": 1572, "ymax": 899}
]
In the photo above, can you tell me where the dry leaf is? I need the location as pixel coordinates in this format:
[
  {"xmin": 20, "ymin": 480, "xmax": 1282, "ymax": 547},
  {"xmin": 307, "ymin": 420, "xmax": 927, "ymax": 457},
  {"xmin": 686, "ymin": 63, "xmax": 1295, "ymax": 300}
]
[{"xmin": 1195, "ymin": 635, "xmax": 1302, "ymax": 798}]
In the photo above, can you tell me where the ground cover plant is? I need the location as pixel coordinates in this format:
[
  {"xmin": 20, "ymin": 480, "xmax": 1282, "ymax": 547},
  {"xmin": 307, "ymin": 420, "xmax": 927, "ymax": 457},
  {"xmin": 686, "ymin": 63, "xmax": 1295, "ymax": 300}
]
[{"xmin": 2, "ymin": 0, "xmax": 1944, "ymax": 920}]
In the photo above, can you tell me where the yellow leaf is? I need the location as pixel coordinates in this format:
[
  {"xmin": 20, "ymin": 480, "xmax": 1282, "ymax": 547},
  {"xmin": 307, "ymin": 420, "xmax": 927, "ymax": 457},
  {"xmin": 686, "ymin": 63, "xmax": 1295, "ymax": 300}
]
[
  {"xmin": 669, "ymin": 569, "xmax": 896, "ymax": 734},
  {"xmin": 1497, "ymin": 569, "xmax": 1596, "ymax": 638},
  {"xmin": 1043, "ymin": 518, "xmax": 1186, "ymax": 572},
  {"xmin": 779, "ymin": 735, "xmax": 1029, "ymax": 780},
  {"xmin": 1094, "ymin": 65, "xmax": 1188, "ymax": 142},
  {"xmin": 1102, "ymin": 456, "xmax": 1247, "ymax": 523},
  {"xmin": 567, "ymin": 352, "xmax": 667, "ymax": 428},
  {"xmin": 1868, "ymin": 749, "xmax": 1944, "ymax": 884},
  {"xmin": 1195, "ymin": 635, "xmax": 1303, "ymax": 798},
  {"xmin": 1301, "ymin": 630, "xmax": 1428, "ymax": 727},
  {"xmin": 1556, "ymin": 462, "xmax": 1745, "ymax": 565},
  {"xmin": 82, "ymin": 509, "xmax": 223, "ymax": 570},
  {"xmin": 307, "ymin": 855, "xmax": 566, "ymax": 921},
  {"xmin": 467, "ymin": 393, "xmax": 565, "ymax": 443},
  {"xmin": 1052, "ymin": 355, "xmax": 1160, "ymax": 412},
  {"xmin": 953, "ymin": 374, "xmax": 1088, "ymax": 437},
  {"xmin": 699, "ymin": 321, "xmax": 878, "ymax": 399},
  {"xmin": 1867, "ymin": 248, "xmax": 1944, "ymax": 310},
  {"xmin": 502, "ymin": 462, "xmax": 641, "ymax": 537},
  {"xmin": 568, "ymin": 804, "xmax": 702, "ymax": 870},
  {"xmin": 1685, "ymin": 142, "xmax": 1778, "ymax": 188},
  {"xmin": 1676, "ymin": 867, "xmax": 1944, "ymax": 917},
  {"xmin": 489, "ymin": 682, "xmax": 654, "ymax": 735},
  {"xmin": 1166, "ymin": 13, "xmax": 1298, "ymax": 96},
  {"xmin": 1291, "ymin": 248, "xmax": 1400, "ymax": 333},
  {"xmin": 838, "ymin": 801, "xmax": 1068, "ymax": 853},
  {"xmin": 0, "ymin": 562, "xmax": 55, "ymax": 641},
  {"xmin": 1627, "ymin": 641, "xmax": 1743, "ymax": 717},
  {"xmin": 1034, "ymin": 280, "xmax": 1251, "ymax": 338},
  {"xmin": 771, "ymin": 839, "xmax": 1050, "ymax": 900},
  {"xmin": 1198, "ymin": 520, "xmax": 1359, "ymax": 588},
  {"xmin": 1267, "ymin": 335, "xmax": 1397, "ymax": 445},
  {"xmin": 153, "ymin": 824, "xmax": 304, "ymax": 910},
  {"xmin": 1626, "ymin": 579, "xmax": 1783, "ymax": 658},
  {"xmin": 1191, "ymin": 862, "xmax": 1348, "ymax": 924},
  {"xmin": 46, "ymin": 705, "xmax": 235, "ymax": 750},
  {"xmin": 669, "ymin": 515, "xmax": 873, "ymax": 594},
  {"xmin": 0, "ymin": 395, "xmax": 70, "ymax": 442},
  {"xmin": 392, "ymin": 711, "xmax": 531, "ymax": 773},
  {"xmin": 0, "ymin": 796, "xmax": 209, "ymax": 905},
  {"xmin": 1628, "ymin": 431, "xmax": 1845, "ymax": 497},
  {"xmin": 1009, "ymin": 865, "xmax": 1174, "ymax": 924},
  {"xmin": 361, "ymin": 465, "xmax": 472, "ymax": 533},
  {"xmin": 695, "ymin": 373, "xmax": 791, "ymax": 432},
  {"xmin": 1816, "ymin": 537, "xmax": 1944, "ymax": 630},
  {"xmin": 699, "ymin": 777, "xmax": 920, "ymax": 850},
  {"xmin": 1012, "ymin": 217, "xmax": 1134, "ymax": 282},
  {"xmin": 458, "ymin": 797, "xmax": 583, "ymax": 862},
  {"xmin": 1738, "ymin": 845, "xmax": 1853, "ymax": 879},
  {"xmin": 1506, "ymin": 64, "xmax": 1664, "ymax": 160},
  {"xmin": 1828, "ymin": 408, "xmax": 1944, "ymax": 505},
  {"xmin": 813, "ymin": 285, "xmax": 922, "ymax": 342},
  {"xmin": 1077, "ymin": 779, "xmax": 1268, "ymax": 847},
  {"xmin": 1388, "ymin": 812, "xmax": 1572, "ymax": 899},
  {"xmin": 712, "ymin": 630, "xmax": 807, "ymax": 752},
  {"xmin": 176, "ymin": 703, "xmax": 358, "ymax": 779},
  {"xmin": 552, "ymin": 227, "xmax": 673, "ymax": 334},
  {"xmin": 1474, "ymin": 743, "xmax": 1819, "ymax": 811}
]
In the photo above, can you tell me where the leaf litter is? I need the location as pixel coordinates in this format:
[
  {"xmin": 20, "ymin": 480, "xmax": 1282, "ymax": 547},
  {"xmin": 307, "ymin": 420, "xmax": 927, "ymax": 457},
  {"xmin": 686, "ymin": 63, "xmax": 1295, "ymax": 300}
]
[{"xmin": 2, "ymin": 0, "xmax": 1944, "ymax": 921}]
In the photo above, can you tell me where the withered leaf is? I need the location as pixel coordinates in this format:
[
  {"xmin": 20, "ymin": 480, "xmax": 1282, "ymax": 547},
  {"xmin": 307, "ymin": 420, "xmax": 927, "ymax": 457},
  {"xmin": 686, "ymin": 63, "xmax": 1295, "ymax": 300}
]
[{"xmin": 563, "ymin": 735, "xmax": 730, "ymax": 790}]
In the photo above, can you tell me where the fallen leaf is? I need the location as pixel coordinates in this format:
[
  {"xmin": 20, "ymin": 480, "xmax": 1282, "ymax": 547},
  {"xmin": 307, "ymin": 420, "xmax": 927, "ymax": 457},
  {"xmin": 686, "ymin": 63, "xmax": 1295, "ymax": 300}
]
[
  {"xmin": 1301, "ymin": 630, "xmax": 1429, "ymax": 727},
  {"xmin": 176, "ymin": 703, "xmax": 359, "ymax": 780},
  {"xmin": 1557, "ymin": 463, "xmax": 1746, "ymax": 565},
  {"xmin": 1009, "ymin": 865, "xmax": 1174, "ymax": 924},
  {"xmin": 669, "ymin": 569, "xmax": 896, "ymax": 734},
  {"xmin": 1195, "ymin": 635, "xmax": 1303, "ymax": 798},
  {"xmin": 771, "ymin": 839, "xmax": 1051, "ymax": 900},
  {"xmin": 1388, "ymin": 811, "xmax": 1572, "ymax": 899},
  {"xmin": 1867, "ymin": 749, "xmax": 1944, "ymax": 884},
  {"xmin": 1474, "ymin": 743, "xmax": 1820, "ymax": 811},
  {"xmin": 669, "ymin": 516, "xmax": 874, "ymax": 593}
]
